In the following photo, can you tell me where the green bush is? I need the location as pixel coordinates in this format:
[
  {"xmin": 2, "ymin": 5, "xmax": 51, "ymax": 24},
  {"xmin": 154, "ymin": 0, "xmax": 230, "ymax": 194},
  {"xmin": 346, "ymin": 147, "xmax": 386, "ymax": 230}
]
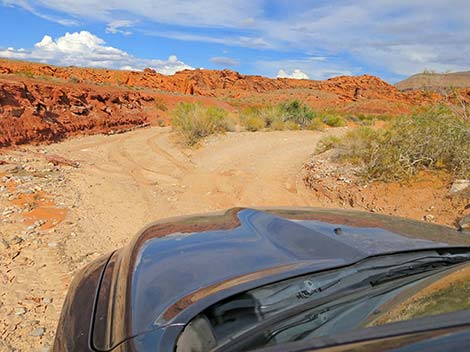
[
  {"xmin": 171, "ymin": 103, "xmax": 231, "ymax": 145},
  {"xmin": 333, "ymin": 107, "xmax": 470, "ymax": 180},
  {"xmin": 239, "ymin": 101, "xmax": 346, "ymax": 132},
  {"xmin": 279, "ymin": 100, "xmax": 315, "ymax": 127},
  {"xmin": 322, "ymin": 113, "xmax": 346, "ymax": 127}
]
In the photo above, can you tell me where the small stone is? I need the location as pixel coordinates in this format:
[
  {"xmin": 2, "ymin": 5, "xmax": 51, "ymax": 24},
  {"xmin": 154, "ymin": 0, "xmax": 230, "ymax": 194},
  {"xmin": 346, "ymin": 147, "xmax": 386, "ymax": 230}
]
[
  {"xmin": 30, "ymin": 327, "xmax": 45, "ymax": 337},
  {"xmin": 423, "ymin": 214, "xmax": 435, "ymax": 222},
  {"xmin": 43, "ymin": 297, "xmax": 53, "ymax": 304},
  {"xmin": 458, "ymin": 215, "xmax": 470, "ymax": 232},
  {"xmin": 1, "ymin": 238, "xmax": 10, "ymax": 249},
  {"xmin": 25, "ymin": 225, "xmax": 37, "ymax": 232},
  {"xmin": 15, "ymin": 307, "xmax": 27, "ymax": 316},
  {"xmin": 47, "ymin": 242, "xmax": 58, "ymax": 248},
  {"xmin": 450, "ymin": 179, "xmax": 470, "ymax": 194},
  {"xmin": 10, "ymin": 236, "xmax": 24, "ymax": 245}
]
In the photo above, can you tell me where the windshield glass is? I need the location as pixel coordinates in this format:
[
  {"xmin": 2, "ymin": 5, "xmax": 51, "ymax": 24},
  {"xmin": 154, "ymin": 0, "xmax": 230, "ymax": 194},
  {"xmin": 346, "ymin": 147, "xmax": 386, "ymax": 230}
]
[{"xmin": 175, "ymin": 250, "xmax": 470, "ymax": 352}]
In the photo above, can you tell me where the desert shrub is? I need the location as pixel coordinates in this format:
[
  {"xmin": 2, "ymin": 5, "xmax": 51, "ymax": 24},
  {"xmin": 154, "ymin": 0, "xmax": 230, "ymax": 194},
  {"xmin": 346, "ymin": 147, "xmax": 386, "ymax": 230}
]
[
  {"xmin": 271, "ymin": 118, "xmax": 286, "ymax": 130},
  {"xmin": 321, "ymin": 113, "xmax": 346, "ymax": 127},
  {"xmin": 284, "ymin": 120, "xmax": 301, "ymax": 130},
  {"xmin": 333, "ymin": 107, "xmax": 470, "ymax": 180},
  {"xmin": 240, "ymin": 105, "xmax": 285, "ymax": 131},
  {"xmin": 306, "ymin": 117, "xmax": 325, "ymax": 131},
  {"xmin": 240, "ymin": 101, "xmax": 347, "ymax": 132},
  {"xmin": 315, "ymin": 135, "xmax": 341, "ymax": 154},
  {"xmin": 336, "ymin": 127, "xmax": 382, "ymax": 164},
  {"xmin": 279, "ymin": 100, "xmax": 315, "ymax": 127},
  {"xmin": 240, "ymin": 107, "xmax": 265, "ymax": 131},
  {"xmin": 258, "ymin": 106, "xmax": 284, "ymax": 128},
  {"xmin": 243, "ymin": 115, "xmax": 266, "ymax": 131},
  {"xmin": 171, "ymin": 102, "xmax": 231, "ymax": 145},
  {"xmin": 349, "ymin": 114, "xmax": 374, "ymax": 126},
  {"xmin": 349, "ymin": 114, "xmax": 394, "ymax": 126}
]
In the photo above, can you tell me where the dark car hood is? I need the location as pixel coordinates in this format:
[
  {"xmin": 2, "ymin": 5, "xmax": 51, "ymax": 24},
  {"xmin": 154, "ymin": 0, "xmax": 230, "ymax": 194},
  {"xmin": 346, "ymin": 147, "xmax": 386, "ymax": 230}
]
[{"xmin": 92, "ymin": 208, "xmax": 468, "ymax": 351}]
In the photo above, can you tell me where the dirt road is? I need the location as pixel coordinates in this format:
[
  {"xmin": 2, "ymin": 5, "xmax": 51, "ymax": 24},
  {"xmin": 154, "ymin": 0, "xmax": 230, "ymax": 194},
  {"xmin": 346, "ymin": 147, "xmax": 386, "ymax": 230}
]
[
  {"xmin": 53, "ymin": 127, "xmax": 340, "ymax": 255},
  {"xmin": 1, "ymin": 127, "xmax": 342, "ymax": 351}
]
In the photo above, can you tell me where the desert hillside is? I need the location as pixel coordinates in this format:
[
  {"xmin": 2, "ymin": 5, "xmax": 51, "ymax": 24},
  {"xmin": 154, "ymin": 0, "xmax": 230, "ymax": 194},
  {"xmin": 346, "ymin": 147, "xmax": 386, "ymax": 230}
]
[
  {"xmin": 1, "ymin": 58, "xmax": 465, "ymax": 148},
  {"xmin": 396, "ymin": 71, "xmax": 470, "ymax": 91}
]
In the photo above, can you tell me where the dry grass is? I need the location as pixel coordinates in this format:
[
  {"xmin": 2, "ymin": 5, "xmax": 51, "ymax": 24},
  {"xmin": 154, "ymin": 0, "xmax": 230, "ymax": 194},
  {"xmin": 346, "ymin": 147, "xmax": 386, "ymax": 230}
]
[
  {"xmin": 171, "ymin": 102, "xmax": 233, "ymax": 145},
  {"xmin": 317, "ymin": 106, "xmax": 470, "ymax": 181}
]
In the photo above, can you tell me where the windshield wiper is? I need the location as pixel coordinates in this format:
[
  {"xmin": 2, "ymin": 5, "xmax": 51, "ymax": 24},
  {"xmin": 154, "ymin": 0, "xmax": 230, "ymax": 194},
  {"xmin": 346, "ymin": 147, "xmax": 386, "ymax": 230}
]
[
  {"xmin": 213, "ymin": 254, "xmax": 470, "ymax": 352},
  {"xmin": 213, "ymin": 270, "xmax": 437, "ymax": 352},
  {"xmin": 366, "ymin": 256, "xmax": 469, "ymax": 286}
]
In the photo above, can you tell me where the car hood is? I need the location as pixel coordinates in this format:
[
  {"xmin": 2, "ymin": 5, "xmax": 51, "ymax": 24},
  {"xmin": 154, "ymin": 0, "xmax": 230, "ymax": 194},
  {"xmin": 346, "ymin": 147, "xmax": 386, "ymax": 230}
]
[{"xmin": 92, "ymin": 207, "xmax": 468, "ymax": 351}]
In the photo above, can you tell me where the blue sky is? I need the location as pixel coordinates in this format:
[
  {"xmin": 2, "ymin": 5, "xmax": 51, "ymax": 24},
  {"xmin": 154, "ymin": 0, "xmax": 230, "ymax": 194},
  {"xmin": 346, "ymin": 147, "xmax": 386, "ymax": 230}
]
[{"xmin": 0, "ymin": 1, "xmax": 469, "ymax": 82}]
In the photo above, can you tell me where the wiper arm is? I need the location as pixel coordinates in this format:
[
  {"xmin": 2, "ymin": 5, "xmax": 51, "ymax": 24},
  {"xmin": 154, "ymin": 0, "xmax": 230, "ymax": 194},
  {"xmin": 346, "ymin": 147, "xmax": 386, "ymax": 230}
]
[
  {"xmin": 367, "ymin": 256, "xmax": 469, "ymax": 286},
  {"xmin": 257, "ymin": 254, "xmax": 470, "ymax": 315},
  {"xmin": 213, "ymin": 272, "xmax": 432, "ymax": 352}
]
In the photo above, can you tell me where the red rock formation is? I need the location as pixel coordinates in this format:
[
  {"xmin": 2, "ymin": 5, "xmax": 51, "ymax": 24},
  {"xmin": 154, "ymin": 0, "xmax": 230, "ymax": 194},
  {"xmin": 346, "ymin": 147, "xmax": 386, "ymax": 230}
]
[
  {"xmin": 0, "ymin": 78, "xmax": 154, "ymax": 147},
  {"xmin": 0, "ymin": 59, "xmax": 410, "ymax": 100},
  {"xmin": 1, "ymin": 58, "xmax": 469, "ymax": 147}
]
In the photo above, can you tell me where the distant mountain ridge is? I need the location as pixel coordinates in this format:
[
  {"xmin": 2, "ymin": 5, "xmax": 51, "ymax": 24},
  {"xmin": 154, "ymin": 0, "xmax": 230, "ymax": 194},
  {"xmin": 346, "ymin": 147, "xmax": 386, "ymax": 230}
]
[
  {"xmin": 396, "ymin": 71, "xmax": 470, "ymax": 91},
  {"xmin": 0, "ymin": 58, "xmax": 402, "ymax": 100}
]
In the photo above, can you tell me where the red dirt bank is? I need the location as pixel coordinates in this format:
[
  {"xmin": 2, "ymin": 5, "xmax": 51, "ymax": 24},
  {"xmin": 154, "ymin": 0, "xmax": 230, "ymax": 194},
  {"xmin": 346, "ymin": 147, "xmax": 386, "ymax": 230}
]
[{"xmin": 0, "ymin": 58, "xmax": 466, "ymax": 147}]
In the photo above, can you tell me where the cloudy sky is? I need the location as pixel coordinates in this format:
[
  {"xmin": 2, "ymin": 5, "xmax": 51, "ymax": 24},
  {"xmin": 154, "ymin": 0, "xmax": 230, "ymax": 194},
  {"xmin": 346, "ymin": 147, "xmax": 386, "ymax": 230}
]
[{"xmin": 0, "ymin": 1, "xmax": 469, "ymax": 82}]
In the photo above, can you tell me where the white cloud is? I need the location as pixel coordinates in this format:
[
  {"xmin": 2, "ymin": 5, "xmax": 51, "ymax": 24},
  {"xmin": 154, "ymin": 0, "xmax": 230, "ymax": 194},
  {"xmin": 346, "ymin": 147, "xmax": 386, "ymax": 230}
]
[
  {"xmin": 106, "ymin": 20, "xmax": 135, "ymax": 35},
  {"xmin": 144, "ymin": 30, "xmax": 273, "ymax": 49},
  {"xmin": 8, "ymin": 0, "xmax": 264, "ymax": 28},
  {"xmin": 3, "ymin": 1, "xmax": 470, "ymax": 77},
  {"xmin": 210, "ymin": 56, "xmax": 239, "ymax": 67},
  {"xmin": 259, "ymin": 57, "xmax": 355, "ymax": 81},
  {"xmin": 0, "ymin": 31, "xmax": 193, "ymax": 75},
  {"xmin": 277, "ymin": 69, "xmax": 309, "ymax": 80},
  {"xmin": 260, "ymin": 1, "xmax": 470, "ymax": 76}
]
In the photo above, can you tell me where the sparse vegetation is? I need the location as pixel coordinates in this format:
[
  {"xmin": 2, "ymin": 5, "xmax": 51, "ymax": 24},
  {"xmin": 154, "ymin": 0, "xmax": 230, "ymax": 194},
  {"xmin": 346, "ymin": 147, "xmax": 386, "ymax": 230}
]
[
  {"xmin": 347, "ymin": 113, "xmax": 393, "ymax": 126},
  {"xmin": 321, "ymin": 113, "xmax": 346, "ymax": 127},
  {"xmin": 171, "ymin": 102, "xmax": 233, "ymax": 145},
  {"xmin": 154, "ymin": 97, "xmax": 168, "ymax": 111},
  {"xmin": 279, "ymin": 100, "xmax": 315, "ymax": 127},
  {"xmin": 239, "ymin": 100, "xmax": 337, "ymax": 131},
  {"xmin": 315, "ymin": 135, "xmax": 341, "ymax": 154},
  {"xmin": 243, "ymin": 114, "xmax": 266, "ymax": 131},
  {"xmin": 320, "ymin": 106, "xmax": 470, "ymax": 181},
  {"xmin": 68, "ymin": 76, "xmax": 80, "ymax": 84}
]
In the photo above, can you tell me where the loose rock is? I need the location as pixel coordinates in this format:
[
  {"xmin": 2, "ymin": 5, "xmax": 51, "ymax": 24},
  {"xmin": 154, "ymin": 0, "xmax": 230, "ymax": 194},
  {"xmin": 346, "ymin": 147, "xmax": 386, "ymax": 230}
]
[
  {"xmin": 29, "ymin": 327, "xmax": 45, "ymax": 337},
  {"xmin": 450, "ymin": 179, "xmax": 470, "ymax": 194},
  {"xmin": 458, "ymin": 215, "xmax": 470, "ymax": 232}
]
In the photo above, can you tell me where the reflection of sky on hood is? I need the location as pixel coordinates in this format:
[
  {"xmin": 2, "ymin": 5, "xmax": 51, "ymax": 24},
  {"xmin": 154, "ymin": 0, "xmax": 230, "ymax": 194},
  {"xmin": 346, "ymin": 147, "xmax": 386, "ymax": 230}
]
[{"xmin": 129, "ymin": 209, "xmax": 447, "ymax": 336}]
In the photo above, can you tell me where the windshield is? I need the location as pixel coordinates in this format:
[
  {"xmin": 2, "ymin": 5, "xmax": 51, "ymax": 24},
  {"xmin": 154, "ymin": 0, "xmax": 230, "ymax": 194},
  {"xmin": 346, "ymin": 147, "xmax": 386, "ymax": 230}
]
[{"xmin": 175, "ymin": 249, "xmax": 470, "ymax": 352}]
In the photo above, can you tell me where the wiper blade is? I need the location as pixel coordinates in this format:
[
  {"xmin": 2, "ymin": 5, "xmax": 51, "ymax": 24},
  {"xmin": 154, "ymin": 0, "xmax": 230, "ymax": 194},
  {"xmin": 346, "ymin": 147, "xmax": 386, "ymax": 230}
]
[
  {"xmin": 213, "ymin": 272, "xmax": 432, "ymax": 352},
  {"xmin": 368, "ymin": 256, "xmax": 469, "ymax": 286},
  {"xmin": 257, "ymin": 254, "xmax": 470, "ymax": 316}
]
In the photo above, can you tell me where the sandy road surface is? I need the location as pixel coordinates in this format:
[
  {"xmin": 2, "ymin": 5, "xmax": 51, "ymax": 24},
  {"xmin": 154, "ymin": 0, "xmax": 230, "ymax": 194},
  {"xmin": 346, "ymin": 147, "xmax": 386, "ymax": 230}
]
[
  {"xmin": 53, "ymin": 127, "xmax": 339, "ymax": 256},
  {"xmin": 1, "ymin": 127, "xmax": 343, "ymax": 351}
]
